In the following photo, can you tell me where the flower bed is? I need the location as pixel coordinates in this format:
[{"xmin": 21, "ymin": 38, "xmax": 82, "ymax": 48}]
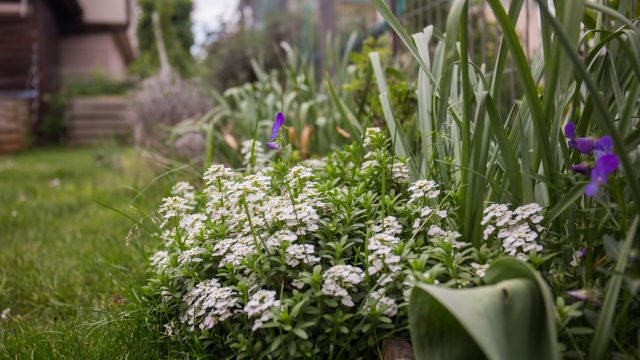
[{"xmin": 141, "ymin": 128, "xmax": 549, "ymax": 358}]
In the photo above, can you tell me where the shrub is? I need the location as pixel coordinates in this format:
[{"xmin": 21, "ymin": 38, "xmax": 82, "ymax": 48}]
[{"xmin": 138, "ymin": 126, "xmax": 551, "ymax": 358}]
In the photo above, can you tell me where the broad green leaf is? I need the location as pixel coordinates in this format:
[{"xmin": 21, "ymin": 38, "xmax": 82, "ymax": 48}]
[{"xmin": 409, "ymin": 258, "xmax": 559, "ymax": 360}]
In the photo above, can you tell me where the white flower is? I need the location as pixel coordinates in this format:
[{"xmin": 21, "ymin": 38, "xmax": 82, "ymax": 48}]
[
  {"xmin": 371, "ymin": 216, "xmax": 403, "ymax": 236},
  {"xmin": 471, "ymin": 262, "xmax": 489, "ymax": 278},
  {"xmin": 181, "ymin": 279, "xmax": 239, "ymax": 331},
  {"xmin": 285, "ymin": 165, "xmax": 313, "ymax": 184},
  {"xmin": 285, "ymin": 244, "xmax": 320, "ymax": 267},
  {"xmin": 363, "ymin": 127, "xmax": 382, "ymax": 147},
  {"xmin": 150, "ymin": 250, "xmax": 170, "ymax": 271},
  {"xmin": 322, "ymin": 265, "xmax": 365, "ymax": 307},
  {"xmin": 159, "ymin": 196, "xmax": 191, "ymax": 224},
  {"xmin": 204, "ymin": 164, "xmax": 235, "ymax": 187},
  {"xmin": 244, "ymin": 289, "xmax": 281, "ymax": 331},
  {"xmin": 408, "ymin": 180, "xmax": 441, "ymax": 203},
  {"xmin": 365, "ymin": 289, "xmax": 398, "ymax": 317},
  {"xmin": 1, "ymin": 308, "xmax": 10, "ymax": 320},
  {"xmin": 171, "ymin": 181, "xmax": 196, "ymax": 205},
  {"xmin": 266, "ymin": 229, "xmax": 298, "ymax": 248},
  {"xmin": 303, "ymin": 159, "xmax": 326, "ymax": 169},
  {"xmin": 163, "ymin": 321, "xmax": 178, "ymax": 336},
  {"xmin": 482, "ymin": 203, "xmax": 545, "ymax": 259},
  {"xmin": 391, "ymin": 161, "xmax": 410, "ymax": 184},
  {"xmin": 178, "ymin": 247, "xmax": 208, "ymax": 266}
]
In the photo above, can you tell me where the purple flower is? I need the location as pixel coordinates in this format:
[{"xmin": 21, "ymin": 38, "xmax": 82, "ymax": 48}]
[
  {"xmin": 265, "ymin": 142, "xmax": 280, "ymax": 151},
  {"xmin": 571, "ymin": 163, "xmax": 591, "ymax": 175},
  {"xmin": 270, "ymin": 112, "xmax": 285, "ymax": 141},
  {"xmin": 594, "ymin": 135, "xmax": 613, "ymax": 159},
  {"xmin": 564, "ymin": 122, "xmax": 576, "ymax": 140},
  {"xmin": 585, "ymin": 153, "xmax": 620, "ymax": 197},
  {"xmin": 575, "ymin": 137, "xmax": 596, "ymax": 154}
]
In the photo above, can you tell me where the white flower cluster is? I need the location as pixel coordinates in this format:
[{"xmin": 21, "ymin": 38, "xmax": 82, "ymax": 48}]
[
  {"xmin": 285, "ymin": 165, "xmax": 313, "ymax": 185},
  {"xmin": 150, "ymin": 250, "xmax": 170, "ymax": 271},
  {"xmin": 412, "ymin": 206, "xmax": 446, "ymax": 233},
  {"xmin": 363, "ymin": 127, "xmax": 382, "ymax": 147},
  {"xmin": 482, "ymin": 203, "xmax": 545, "ymax": 259},
  {"xmin": 178, "ymin": 247, "xmax": 208, "ymax": 266},
  {"xmin": 371, "ymin": 216, "xmax": 402, "ymax": 236},
  {"xmin": 322, "ymin": 265, "xmax": 365, "ymax": 307},
  {"xmin": 171, "ymin": 181, "xmax": 196, "ymax": 206},
  {"xmin": 244, "ymin": 289, "xmax": 281, "ymax": 331},
  {"xmin": 285, "ymin": 244, "xmax": 320, "ymax": 267},
  {"xmin": 427, "ymin": 225, "xmax": 465, "ymax": 249},
  {"xmin": 408, "ymin": 180, "xmax": 441, "ymax": 203},
  {"xmin": 364, "ymin": 289, "xmax": 398, "ymax": 317},
  {"xmin": 159, "ymin": 196, "xmax": 191, "ymax": 225},
  {"xmin": 241, "ymin": 140, "xmax": 269, "ymax": 172},
  {"xmin": 367, "ymin": 233, "xmax": 402, "ymax": 285},
  {"xmin": 391, "ymin": 161, "xmax": 410, "ymax": 184},
  {"xmin": 181, "ymin": 279, "xmax": 239, "ymax": 331}
]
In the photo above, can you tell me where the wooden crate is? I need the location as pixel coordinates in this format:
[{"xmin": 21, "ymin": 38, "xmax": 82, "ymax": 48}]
[
  {"xmin": 67, "ymin": 96, "xmax": 134, "ymax": 145},
  {"xmin": 0, "ymin": 98, "xmax": 30, "ymax": 154}
]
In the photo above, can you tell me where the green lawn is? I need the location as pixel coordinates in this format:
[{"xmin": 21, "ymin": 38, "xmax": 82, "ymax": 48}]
[{"xmin": 0, "ymin": 147, "xmax": 167, "ymax": 359}]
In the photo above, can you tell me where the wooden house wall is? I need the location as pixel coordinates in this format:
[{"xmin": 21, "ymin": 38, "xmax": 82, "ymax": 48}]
[{"xmin": 0, "ymin": 0, "xmax": 60, "ymax": 98}]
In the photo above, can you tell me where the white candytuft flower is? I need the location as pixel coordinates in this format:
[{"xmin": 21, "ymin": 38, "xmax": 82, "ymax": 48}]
[
  {"xmin": 244, "ymin": 289, "xmax": 281, "ymax": 331},
  {"xmin": 365, "ymin": 289, "xmax": 398, "ymax": 317},
  {"xmin": 363, "ymin": 127, "xmax": 382, "ymax": 147},
  {"xmin": 159, "ymin": 196, "xmax": 191, "ymax": 223},
  {"xmin": 150, "ymin": 250, "xmax": 170, "ymax": 271},
  {"xmin": 285, "ymin": 165, "xmax": 313, "ymax": 184},
  {"xmin": 322, "ymin": 265, "xmax": 365, "ymax": 307},
  {"xmin": 371, "ymin": 216, "xmax": 403, "ymax": 236},
  {"xmin": 482, "ymin": 203, "xmax": 545, "ymax": 259},
  {"xmin": 408, "ymin": 180, "xmax": 441, "ymax": 203},
  {"xmin": 181, "ymin": 279, "xmax": 239, "ymax": 331},
  {"xmin": 285, "ymin": 244, "xmax": 320, "ymax": 267},
  {"xmin": 204, "ymin": 164, "xmax": 235, "ymax": 187},
  {"xmin": 391, "ymin": 161, "xmax": 410, "ymax": 184},
  {"xmin": 178, "ymin": 247, "xmax": 208, "ymax": 266}
]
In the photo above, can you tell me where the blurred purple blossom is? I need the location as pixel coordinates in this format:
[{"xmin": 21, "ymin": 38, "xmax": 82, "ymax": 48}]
[
  {"xmin": 565, "ymin": 122, "xmax": 620, "ymax": 196},
  {"xmin": 270, "ymin": 112, "xmax": 285, "ymax": 141},
  {"xmin": 571, "ymin": 163, "xmax": 591, "ymax": 175},
  {"xmin": 585, "ymin": 153, "xmax": 620, "ymax": 197}
]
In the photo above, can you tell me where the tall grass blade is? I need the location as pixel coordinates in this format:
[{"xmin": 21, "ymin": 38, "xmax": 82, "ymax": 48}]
[{"xmin": 589, "ymin": 216, "xmax": 640, "ymax": 359}]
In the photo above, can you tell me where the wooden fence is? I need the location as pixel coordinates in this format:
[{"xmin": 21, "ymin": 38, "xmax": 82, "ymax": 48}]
[
  {"xmin": 66, "ymin": 96, "xmax": 134, "ymax": 145},
  {"xmin": 0, "ymin": 98, "xmax": 30, "ymax": 154}
]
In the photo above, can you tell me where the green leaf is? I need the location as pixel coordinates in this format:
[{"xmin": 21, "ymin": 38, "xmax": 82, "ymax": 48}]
[
  {"xmin": 292, "ymin": 328, "xmax": 308, "ymax": 340},
  {"xmin": 409, "ymin": 258, "xmax": 559, "ymax": 360},
  {"xmin": 589, "ymin": 216, "xmax": 640, "ymax": 359}
]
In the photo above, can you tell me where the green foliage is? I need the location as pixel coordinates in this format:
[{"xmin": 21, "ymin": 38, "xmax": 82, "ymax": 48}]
[
  {"xmin": 132, "ymin": 0, "xmax": 195, "ymax": 77},
  {"xmin": 342, "ymin": 37, "xmax": 417, "ymax": 128},
  {"xmin": 370, "ymin": 0, "xmax": 640, "ymax": 357},
  {"xmin": 410, "ymin": 258, "xmax": 559, "ymax": 360},
  {"xmin": 203, "ymin": 16, "xmax": 306, "ymax": 91}
]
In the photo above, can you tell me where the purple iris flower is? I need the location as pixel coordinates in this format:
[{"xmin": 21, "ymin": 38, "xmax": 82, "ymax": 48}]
[
  {"xmin": 266, "ymin": 112, "xmax": 285, "ymax": 151},
  {"xmin": 575, "ymin": 137, "xmax": 596, "ymax": 154},
  {"xmin": 564, "ymin": 122, "xmax": 597, "ymax": 154},
  {"xmin": 585, "ymin": 153, "xmax": 620, "ymax": 197},
  {"xmin": 270, "ymin": 112, "xmax": 285, "ymax": 141},
  {"xmin": 265, "ymin": 141, "xmax": 280, "ymax": 151},
  {"xmin": 594, "ymin": 135, "xmax": 613, "ymax": 159},
  {"xmin": 564, "ymin": 122, "xmax": 576, "ymax": 148},
  {"xmin": 571, "ymin": 163, "xmax": 591, "ymax": 175}
]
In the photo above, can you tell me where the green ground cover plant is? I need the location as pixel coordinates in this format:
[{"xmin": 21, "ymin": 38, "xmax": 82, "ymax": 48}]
[{"xmin": 0, "ymin": 147, "xmax": 166, "ymax": 359}]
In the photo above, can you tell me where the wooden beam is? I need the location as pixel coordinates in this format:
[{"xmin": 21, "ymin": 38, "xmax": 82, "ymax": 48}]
[{"xmin": 0, "ymin": 3, "xmax": 32, "ymax": 17}]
